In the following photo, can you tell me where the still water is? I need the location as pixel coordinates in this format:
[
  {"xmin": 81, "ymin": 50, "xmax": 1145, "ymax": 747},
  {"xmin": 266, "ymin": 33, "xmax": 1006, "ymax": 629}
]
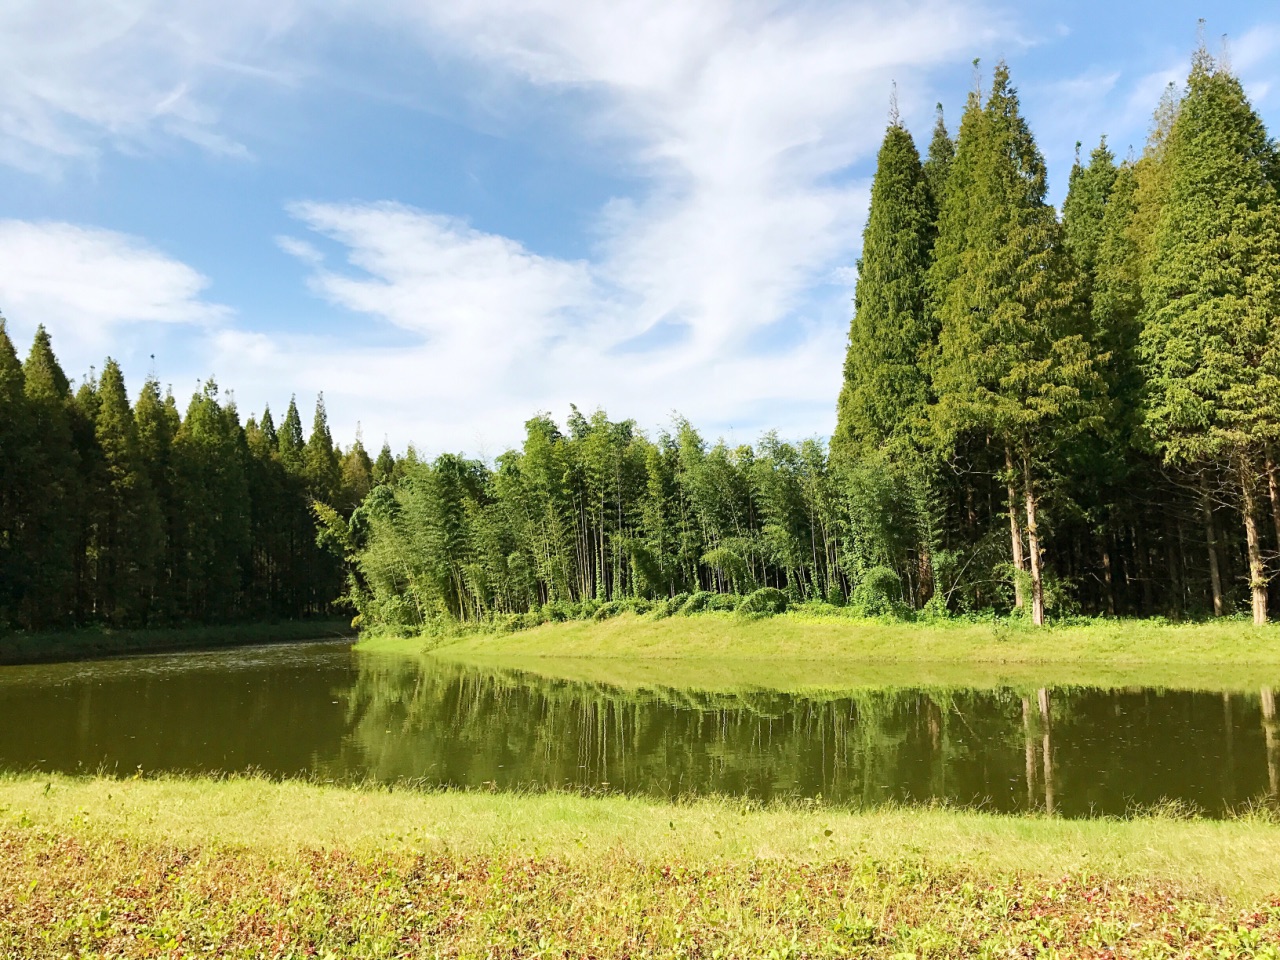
[{"xmin": 1, "ymin": 642, "xmax": 1278, "ymax": 818}]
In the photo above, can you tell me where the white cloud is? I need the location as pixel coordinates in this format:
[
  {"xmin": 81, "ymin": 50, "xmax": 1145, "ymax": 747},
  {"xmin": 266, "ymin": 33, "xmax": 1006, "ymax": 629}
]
[
  {"xmin": 0, "ymin": 0, "xmax": 306, "ymax": 172},
  {"xmin": 221, "ymin": 0, "xmax": 1000, "ymax": 450},
  {"xmin": 0, "ymin": 220, "xmax": 226, "ymax": 374}
]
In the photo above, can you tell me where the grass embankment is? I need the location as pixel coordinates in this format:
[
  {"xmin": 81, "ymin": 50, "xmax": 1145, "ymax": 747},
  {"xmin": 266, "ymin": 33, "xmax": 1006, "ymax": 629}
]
[
  {"xmin": 0, "ymin": 619, "xmax": 353, "ymax": 666},
  {"xmin": 2, "ymin": 774, "xmax": 1279, "ymax": 957},
  {"xmin": 359, "ymin": 613, "xmax": 1280, "ymax": 693}
]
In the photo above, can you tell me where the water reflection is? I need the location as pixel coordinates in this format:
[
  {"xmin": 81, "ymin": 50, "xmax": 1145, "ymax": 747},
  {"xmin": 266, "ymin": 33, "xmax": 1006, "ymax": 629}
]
[{"xmin": 0, "ymin": 643, "xmax": 1277, "ymax": 818}]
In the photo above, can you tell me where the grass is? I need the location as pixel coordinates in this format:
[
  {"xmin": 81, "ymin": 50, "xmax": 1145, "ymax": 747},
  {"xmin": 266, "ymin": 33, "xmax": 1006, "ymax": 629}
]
[
  {"xmin": 1, "ymin": 774, "xmax": 1279, "ymax": 957},
  {"xmin": 358, "ymin": 612, "xmax": 1280, "ymax": 693},
  {"xmin": 0, "ymin": 619, "xmax": 354, "ymax": 666}
]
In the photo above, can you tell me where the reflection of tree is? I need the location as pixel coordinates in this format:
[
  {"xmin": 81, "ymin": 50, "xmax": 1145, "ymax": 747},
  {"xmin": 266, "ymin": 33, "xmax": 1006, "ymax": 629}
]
[
  {"xmin": 1263, "ymin": 687, "xmax": 1279, "ymax": 799},
  {"xmin": 335, "ymin": 657, "xmax": 1280, "ymax": 816}
]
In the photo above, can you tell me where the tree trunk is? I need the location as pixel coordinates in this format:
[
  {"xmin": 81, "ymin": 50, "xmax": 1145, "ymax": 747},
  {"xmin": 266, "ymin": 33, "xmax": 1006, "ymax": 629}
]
[
  {"xmin": 1021, "ymin": 695, "xmax": 1036, "ymax": 808},
  {"xmin": 1199, "ymin": 473, "xmax": 1225, "ymax": 617},
  {"xmin": 1263, "ymin": 687, "xmax": 1279, "ymax": 800},
  {"xmin": 1269, "ymin": 457, "xmax": 1280, "ymax": 552},
  {"xmin": 1022, "ymin": 456, "xmax": 1045, "ymax": 627},
  {"xmin": 1239, "ymin": 455, "xmax": 1268, "ymax": 625},
  {"xmin": 1006, "ymin": 448, "xmax": 1026, "ymax": 611},
  {"xmin": 1101, "ymin": 545, "xmax": 1116, "ymax": 616},
  {"xmin": 1037, "ymin": 687, "xmax": 1054, "ymax": 815}
]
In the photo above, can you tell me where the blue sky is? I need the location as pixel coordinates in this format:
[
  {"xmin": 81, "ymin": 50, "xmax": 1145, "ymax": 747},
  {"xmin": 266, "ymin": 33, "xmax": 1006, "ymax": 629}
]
[{"xmin": 2, "ymin": 1, "xmax": 1278, "ymax": 456}]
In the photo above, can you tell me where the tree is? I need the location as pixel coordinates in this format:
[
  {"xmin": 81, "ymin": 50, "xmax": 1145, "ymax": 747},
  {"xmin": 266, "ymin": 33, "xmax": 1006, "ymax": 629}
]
[
  {"xmin": 922, "ymin": 103, "xmax": 955, "ymax": 213},
  {"xmin": 833, "ymin": 120, "xmax": 935, "ymax": 461},
  {"xmin": 0, "ymin": 320, "xmax": 32, "ymax": 626},
  {"xmin": 929, "ymin": 62, "xmax": 1101, "ymax": 625},
  {"xmin": 92, "ymin": 360, "xmax": 161, "ymax": 624},
  {"xmin": 20, "ymin": 326, "xmax": 80, "ymax": 628},
  {"xmin": 1139, "ymin": 49, "xmax": 1280, "ymax": 624},
  {"xmin": 1062, "ymin": 138, "xmax": 1119, "ymax": 278}
]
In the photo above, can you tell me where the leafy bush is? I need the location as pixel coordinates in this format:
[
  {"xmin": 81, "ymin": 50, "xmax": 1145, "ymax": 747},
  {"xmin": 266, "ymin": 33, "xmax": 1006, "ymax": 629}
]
[
  {"xmin": 667, "ymin": 592, "xmax": 691, "ymax": 613},
  {"xmin": 707, "ymin": 593, "xmax": 740, "ymax": 612},
  {"xmin": 682, "ymin": 591, "xmax": 714, "ymax": 615},
  {"xmin": 736, "ymin": 587, "xmax": 789, "ymax": 616},
  {"xmin": 852, "ymin": 566, "xmax": 901, "ymax": 617},
  {"xmin": 592, "ymin": 600, "xmax": 623, "ymax": 621}
]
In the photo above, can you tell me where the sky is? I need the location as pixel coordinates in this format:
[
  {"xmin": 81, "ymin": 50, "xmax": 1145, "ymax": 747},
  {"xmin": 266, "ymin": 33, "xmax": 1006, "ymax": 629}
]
[{"xmin": 2, "ymin": 1, "xmax": 1278, "ymax": 459}]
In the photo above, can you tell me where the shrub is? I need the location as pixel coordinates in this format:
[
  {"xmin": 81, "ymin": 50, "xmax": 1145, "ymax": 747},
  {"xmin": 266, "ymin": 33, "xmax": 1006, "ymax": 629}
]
[
  {"xmin": 852, "ymin": 566, "xmax": 901, "ymax": 617},
  {"xmin": 736, "ymin": 587, "xmax": 789, "ymax": 616},
  {"xmin": 667, "ymin": 592, "xmax": 691, "ymax": 613},
  {"xmin": 707, "ymin": 593, "xmax": 739, "ymax": 612},
  {"xmin": 682, "ymin": 591, "xmax": 714, "ymax": 615},
  {"xmin": 592, "ymin": 600, "xmax": 623, "ymax": 622}
]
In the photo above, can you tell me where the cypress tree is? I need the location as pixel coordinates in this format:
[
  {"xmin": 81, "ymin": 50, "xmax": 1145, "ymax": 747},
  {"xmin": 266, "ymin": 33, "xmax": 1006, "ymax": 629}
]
[
  {"xmin": 304, "ymin": 394, "xmax": 342, "ymax": 503},
  {"xmin": 134, "ymin": 377, "xmax": 181, "ymax": 621},
  {"xmin": 94, "ymin": 360, "xmax": 161, "ymax": 624},
  {"xmin": 832, "ymin": 120, "xmax": 934, "ymax": 461},
  {"xmin": 279, "ymin": 397, "xmax": 305, "ymax": 476},
  {"xmin": 922, "ymin": 103, "xmax": 954, "ymax": 213},
  {"xmin": 20, "ymin": 326, "xmax": 79, "ymax": 628},
  {"xmin": 929, "ymin": 62, "xmax": 1101, "ymax": 625},
  {"xmin": 373, "ymin": 441, "xmax": 395, "ymax": 486},
  {"xmin": 1139, "ymin": 50, "xmax": 1280, "ymax": 624},
  {"xmin": 0, "ymin": 320, "xmax": 31, "ymax": 626},
  {"xmin": 1062, "ymin": 138, "xmax": 1119, "ymax": 278}
]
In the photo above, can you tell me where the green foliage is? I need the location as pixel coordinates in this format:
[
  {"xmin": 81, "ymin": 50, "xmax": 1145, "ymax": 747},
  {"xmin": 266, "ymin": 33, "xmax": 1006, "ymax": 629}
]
[
  {"xmin": 736, "ymin": 587, "xmax": 789, "ymax": 616},
  {"xmin": 833, "ymin": 122, "xmax": 935, "ymax": 460},
  {"xmin": 852, "ymin": 565, "xmax": 902, "ymax": 617}
]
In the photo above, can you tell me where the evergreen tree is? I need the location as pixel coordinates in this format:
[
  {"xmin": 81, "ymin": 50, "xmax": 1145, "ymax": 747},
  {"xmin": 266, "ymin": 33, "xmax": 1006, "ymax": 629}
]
[
  {"xmin": 833, "ymin": 120, "xmax": 934, "ymax": 460},
  {"xmin": 304, "ymin": 394, "xmax": 341, "ymax": 503},
  {"xmin": 0, "ymin": 320, "xmax": 31, "ymax": 626},
  {"xmin": 134, "ymin": 377, "xmax": 181, "ymax": 621},
  {"xmin": 279, "ymin": 397, "xmax": 305, "ymax": 476},
  {"xmin": 1139, "ymin": 50, "xmax": 1280, "ymax": 624},
  {"xmin": 373, "ymin": 441, "xmax": 395, "ymax": 486},
  {"xmin": 93, "ymin": 360, "xmax": 161, "ymax": 624},
  {"xmin": 20, "ymin": 326, "xmax": 79, "ymax": 628},
  {"xmin": 922, "ymin": 103, "xmax": 955, "ymax": 212},
  {"xmin": 1062, "ymin": 138, "xmax": 1119, "ymax": 278},
  {"xmin": 929, "ymin": 63, "xmax": 1101, "ymax": 625}
]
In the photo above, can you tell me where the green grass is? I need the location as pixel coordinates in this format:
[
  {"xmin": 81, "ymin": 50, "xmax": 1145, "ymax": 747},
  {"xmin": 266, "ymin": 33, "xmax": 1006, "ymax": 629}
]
[
  {"xmin": 1, "ymin": 774, "xmax": 1278, "ymax": 957},
  {"xmin": 358, "ymin": 612, "xmax": 1280, "ymax": 693},
  {"xmin": 0, "ymin": 619, "xmax": 353, "ymax": 666}
]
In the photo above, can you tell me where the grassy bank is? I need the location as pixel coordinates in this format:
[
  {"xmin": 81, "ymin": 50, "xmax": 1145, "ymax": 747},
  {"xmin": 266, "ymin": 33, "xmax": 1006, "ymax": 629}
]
[
  {"xmin": 2, "ymin": 774, "xmax": 1279, "ymax": 957},
  {"xmin": 0, "ymin": 619, "xmax": 353, "ymax": 666},
  {"xmin": 357, "ymin": 612, "xmax": 1280, "ymax": 692}
]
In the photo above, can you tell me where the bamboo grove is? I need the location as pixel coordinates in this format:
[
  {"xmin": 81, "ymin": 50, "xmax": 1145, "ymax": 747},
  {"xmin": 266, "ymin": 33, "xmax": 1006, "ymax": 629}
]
[
  {"xmin": 323, "ymin": 48, "xmax": 1280, "ymax": 631},
  {"xmin": 0, "ymin": 323, "xmax": 374, "ymax": 630}
]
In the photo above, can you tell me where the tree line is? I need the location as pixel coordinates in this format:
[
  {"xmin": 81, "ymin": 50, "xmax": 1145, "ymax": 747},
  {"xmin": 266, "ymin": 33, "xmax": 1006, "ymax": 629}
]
[
  {"xmin": 5, "ymin": 43, "xmax": 1277, "ymax": 634},
  {"xmin": 833, "ymin": 45, "xmax": 1280, "ymax": 627},
  {"xmin": 326, "ymin": 45, "xmax": 1280, "ymax": 630},
  {"xmin": 0, "ymin": 323, "xmax": 378, "ymax": 631}
]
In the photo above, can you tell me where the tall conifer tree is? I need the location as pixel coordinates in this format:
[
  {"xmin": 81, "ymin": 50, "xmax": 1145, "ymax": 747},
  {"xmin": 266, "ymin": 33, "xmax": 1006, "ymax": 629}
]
[
  {"xmin": 93, "ymin": 360, "xmax": 162, "ymax": 624},
  {"xmin": 833, "ymin": 119, "xmax": 934, "ymax": 460},
  {"xmin": 21, "ymin": 327, "xmax": 79, "ymax": 627},
  {"xmin": 922, "ymin": 104, "xmax": 954, "ymax": 213},
  {"xmin": 929, "ymin": 63, "xmax": 1101, "ymax": 625},
  {"xmin": 0, "ymin": 320, "xmax": 31, "ymax": 625},
  {"xmin": 1139, "ymin": 50, "xmax": 1280, "ymax": 624}
]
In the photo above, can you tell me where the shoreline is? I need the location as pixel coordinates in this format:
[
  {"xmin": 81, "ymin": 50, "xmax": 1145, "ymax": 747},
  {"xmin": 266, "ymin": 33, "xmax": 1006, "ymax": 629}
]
[
  {"xmin": 0, "ymin": 619, "xmax": 354, "ymax": 667},
  {"xmin": 355, "ymin": 613, "xmax": 1280, "ymax": 692}
]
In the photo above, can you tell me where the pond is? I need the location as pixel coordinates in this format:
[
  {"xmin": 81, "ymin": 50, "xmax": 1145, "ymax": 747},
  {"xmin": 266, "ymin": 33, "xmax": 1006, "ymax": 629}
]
[{"xmin": 1, "ymin": 641, "xmax": 1277, "ymax": 818}]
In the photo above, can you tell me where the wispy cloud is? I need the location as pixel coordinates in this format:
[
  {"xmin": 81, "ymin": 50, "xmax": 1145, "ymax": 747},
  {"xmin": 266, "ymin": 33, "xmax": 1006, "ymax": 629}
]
[
  {"xmin": 0, "ymin": 220, "xmax": 227, "ymax": 372},
  {"xmin": 0, "ymin": 0, "xmax": 307, "ymax": 173},
  {"xmin": 231, "ymin": 0, "xmax": 1002, "ymax": 450}
]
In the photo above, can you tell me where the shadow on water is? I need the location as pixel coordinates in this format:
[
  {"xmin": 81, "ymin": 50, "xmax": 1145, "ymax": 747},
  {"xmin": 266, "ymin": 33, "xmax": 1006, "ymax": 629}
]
[{"xmin": 1, "ymin": 641, "xmax": 1278, "ymax": 818}]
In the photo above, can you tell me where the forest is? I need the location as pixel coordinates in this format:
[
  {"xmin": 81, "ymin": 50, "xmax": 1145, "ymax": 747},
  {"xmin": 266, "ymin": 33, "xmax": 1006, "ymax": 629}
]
[
  {"xmin": 322, "ymin": 48, "xmax": 1280, "ymax": 632},
  {"xmin": 4, "ymin": 46, "xmax": 1279, "ymax": 635},
  {"xmin": 0, "ymin": 324, "xmax": 374, "ymax": 630}
]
